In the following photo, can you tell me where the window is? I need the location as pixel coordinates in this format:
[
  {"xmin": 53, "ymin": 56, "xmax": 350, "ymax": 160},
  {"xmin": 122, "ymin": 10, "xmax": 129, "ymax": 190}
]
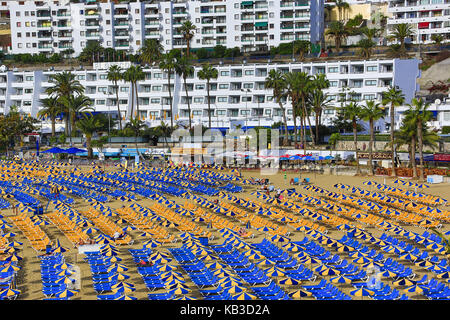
[
  {"xmin": 243, "ymin": 83, "xmax": 253, "ymax": 89},
  {"xmin": 135, "ymin": 9, "xmax": 139, "ymax": 14},
  {"xmin": 152, "ymin": 85, "xmax": 162, "ymax": 91},
  {"xmin": 24, "ymin": 88, "xmax": 33, "ymax": 94},
  {"xmin": 77, "ymin": 75, "xmax": 85, "ymax": 80},
  {"xmin": 26, "ymin": 43, "xmax": 31, "ymax": 48},
  {"xmin": 165, "ymin": 19, "xmax": 170, "ymax": 24},
  {"xmin": 135, "ymin": 19, "xmax": 140, "ymax": 24},
  {"xmin": 153, "ymin": 73, "xmax": 162, "ymax": 79},
  {"xmin": 16, "ymin": 22, "xmax": 21, "ymax": 27},
  {"xmin": 244, "ymin": 70, "xmax": 254, "ymax": 76},
  {"xmin": 193, "ymin": 110, "xmax": 202, "ymax": 116},
  {"xmin": 120, "ymin": 87, "xmax": 129, "ymax": 92},
  {"xmin": 328, "ymin": 81, "xmax": 337, "ymax": 87},
  {"xmin": 220, "ymin": 71, "xmax": 229, "ymax": 76},
  {"xmin": 219, "ymin": 84, "xmax": 229, "ymax": 89},
  {"xmin": 324, "ymin": 109, "xmax": 334, "ymax": 115},
  {"xmin": 136, "ymin": 40, "xmax": 140, "ymax": 45},
  {"xmin": 365, "ymin": 80, "xmax": 377, "ymax": 86},
  {"xmin": 166, "ymin": 29, "xmax": 170, "ymax": 34},
  {"xmin": 16, "ymin": 12, "xmax": 20, "ymax": 17},
  {"xmin": 328, "ymin": 67, "xmax": 339, "ymax": 73},
  {"xmin": 269, "ymin": 13, "xmax": 274, "ymax": 18},
  {"xmin": 194, "ymin": 97, "xmax": 203, "ymax": 103},
  {"xmin": 443, "ymin": 111, "xmax": 450, "ymax": 121},
  {"xmin": 367, "ymin": 66, "xmax": 377, "ymax": 72},
  {"xmin": 136, "ymin": 29, "xmax": 140, "ymax": 35},
  {"xmin": 242, "ymin": 96, "xmax": 251, "ymax": 102},
  {"xmin": 99, "ymin": 74, "xmax": 107, "ymax": 80},
  {"xmin": 235, "ymin": 36, "xmax": 239, "ymax": 41},
  {"xmin": 80, "ymin": 31, "xmax": 85, "ymax": 36},
  {"xmin": 195, "ymin": 84, "xmax": 205, "ymax": 90},
  {"xmin": 217, "ymin": 110, "xmax": 226, "ymax": 116},
  {"xmin": 106, "ymin": 20, "xmax": 110, "ymax": 25},
  {"xmin": 107, "ymin": 41, "xmax": 112, "ymax": 46},
  {"xmin": 106, "ymin": 9, "xmax": 110, "ymax": 14},
  {"xmin": 234, "ymin": 3, "xmax": 239, "ymax": 8},
  {"xmin": 17, "ymin": 32, "xmax": 22, "ymax": 38},
  {"xmin": 234, "ymin": 14, "xmax": 239, "ymax": 19},
  {"xmin": 150, "ymin": 98, "xmax": 160, "ymax": 104},
  {"xmin": 25, "ymin": 11, "xmax": 29, "ymax": 16},
  {"xmin": 98, "ymin": 87, "xmax": 107, "ymax": 93},
  {"xmin": 267, "ymin": 96, "xmax": 273, "ymax": 101},
  {"xmin": 96, "ymin": 99, "xmax": 106, "ymax": 105},
  {"xmin": 241, "ymin": 110, "xmax": 250, "ymax": 115},
  {"xmin": 217, "ymin": 97, "xmax": 227, "ymax": 102},
  {"xmin": 106, "ymin": 30, "xmax": 111, "ymax": 35},
  {"xmin": 17, "ymin": 43, "xmax": 22, "ymax": 48},
  {"xmin": 235, "ymin": 25, "xmax": 239, "ymax": 31},
  {"xmin": 119, "ymin": 99, "xmax": 128, "ymax": 104},
  {"xmin": 363, "ymin": 94, "xmax": 376, "ymax": 100},
  {"xmin": 23, "ymin": 101, "xmax": 31, "ymax": 106},
  {"xmin": 196, "ymin": 18, "xmax": 200, "ymax": 23}
]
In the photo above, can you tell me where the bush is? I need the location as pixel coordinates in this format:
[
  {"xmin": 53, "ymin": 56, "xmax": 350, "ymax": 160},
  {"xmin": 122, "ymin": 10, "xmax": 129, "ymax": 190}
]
[{"xmin": 441, "ymin": 126, "xmax": 450, "ymax": 134}]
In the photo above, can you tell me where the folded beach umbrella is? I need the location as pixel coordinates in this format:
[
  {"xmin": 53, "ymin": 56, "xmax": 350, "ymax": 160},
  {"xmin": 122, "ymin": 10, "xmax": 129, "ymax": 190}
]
[
  {"xmin": 169, "ymin": 287, "xmax": 191, "ymax": 295},
  {"xmin": 353, "ymin": 257, "xmax": 372, "ymax": 264},
  {"xmin": 225, "ymin": 285, "xmax": 247, "ymax": 294}
]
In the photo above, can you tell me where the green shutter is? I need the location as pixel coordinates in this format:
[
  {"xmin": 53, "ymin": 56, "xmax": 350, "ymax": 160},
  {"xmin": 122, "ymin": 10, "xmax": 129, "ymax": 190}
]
[
  {"xmin": 255, "ymin": 22, "xmax": 268, "ymax": 27},
  {"xmin": 241, "ymin": 1, "xmax": 254, "ymax": 6}
]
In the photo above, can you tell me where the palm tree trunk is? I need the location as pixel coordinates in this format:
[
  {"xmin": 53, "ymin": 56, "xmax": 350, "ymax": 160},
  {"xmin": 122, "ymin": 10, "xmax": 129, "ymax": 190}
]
[
  {"xmin": 278, "ymin": 100, "xmax": 289, "ymax": 146},
  {"xmin": 51, "ymin": 117, "xmax": 56, "ymax": 138},
  {"xmin": 115, "ymin": 81, "xmax": 122, "ymax": 131},
  {"xmin": 64, "ymin": 115, "xmax": 69, "ymax": 136},
  {"xmin": 129, "ymin": 82, "xmax": 135, "ymax": 120},
  {"xmin": 300, "ymin": 115, "xmax": 305, "ymax": 154},
  {"xmin": 390, "ymin": 103, "xmax": 396, "ymax": 177},
  {"xmin": 168, "ymin": 71, "xmax": 173, "ymax": 131},
  {"xmin": 293, "ymin": 104, "xmax": 298, "ymax": 148},
  {"xmin": 315, "ymin": 111, "xmax": 320, "ymax": 145},
  {"xmin": 418, "ymin": 122, "xmax": 425, "ymax": 181},
  {"xmin": 369, "ymin": 119, "xmax": 374, "ymax": 175},
  {"xmin": 411, "ymin": 135, "xmax": 417, "ymax": 178},
  {"xmin": 207, "ymin": 79, "xmax": 212, "ymax": 130},
  {"xmin": 135, "ymin": 81, "xmax": 140, "ymax": 120},
  {"xmin": 86, "ymin": 135, "xmax": 92, "ymax": 159},
  {"xmin": 302, "ymin": 98, "xmax": 315, "ymax": 146},
  {"xmin": 353, "ymin": 119, "xmax": 360, "ymax": 175},
  {"xmin": 184, "ymin": 76, "xmax": 192, "ymax": 131}
]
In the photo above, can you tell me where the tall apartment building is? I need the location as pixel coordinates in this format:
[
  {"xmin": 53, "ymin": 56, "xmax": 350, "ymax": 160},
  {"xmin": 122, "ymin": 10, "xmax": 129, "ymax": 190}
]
[
  {"xmin": 0, "ymin": 58, "xmax": 421, "ymax": 134},
  {"xmin": 387, "ymin": 0, "xmax": 450, "ymax": 44},
  {"xmin": 4, "ymin": 0, "xmax": 324, "ymax": 56}
]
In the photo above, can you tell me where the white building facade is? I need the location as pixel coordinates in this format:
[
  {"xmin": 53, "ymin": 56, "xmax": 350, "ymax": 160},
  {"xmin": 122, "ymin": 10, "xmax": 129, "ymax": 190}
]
[
  {"xmin": 4, "ymin": 0, "xmax": 325, "ymax": 56},
  {"xmin": 387, "ymin": 0, "xmax": 450, "ymax": 44},
  {"xmin": 0, "ymin": 58, "xmax": 422, "ymax": 134}
]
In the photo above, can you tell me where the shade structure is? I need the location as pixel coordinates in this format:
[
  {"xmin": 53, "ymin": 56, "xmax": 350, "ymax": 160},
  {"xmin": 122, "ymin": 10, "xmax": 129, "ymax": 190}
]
[
  {"xmin": 0, "ymin": 288, "xmax": 20, "ymax": 298},
  {"xmin": 392, "ymin": 278, "xmax": 415, "ymax": 287},
  {"xmin": 41, "ymin": 147, "xmax": 66, "ymax": 154},
  {"xmin": 224, "ymin": 285, "xmax": 247, "ymax": 294},
  {"xmin": 330, "ymin": 275, "xmax": 352, "ymax": 284},
  {"xmin": 279, "ymin": 277, "xmax": 301, "ymax": 285},
  {"xmin": 169, "ymin": 287, "xmax": 191, "ymax": 295},
  {"xmin": 288, "ymin": 289, "xmax": 312, "ymax": 298},
  {"xmin": 350, "ymin": 288, "xmax": 374, "ymax": 297},
  {"xmin": 233, "ymin": 292, "xmax": 258, "ymax": 300},
  {"xmin": 55, "ymin": 289, "xmax": 78, "ymax": 298},
  {"xmin": 115, "ymin": 295, "xmax": 138, "ymax": 300},
  {"xmin": 403, "ymin": 284, "xmax": 425, "ymax": 294}
]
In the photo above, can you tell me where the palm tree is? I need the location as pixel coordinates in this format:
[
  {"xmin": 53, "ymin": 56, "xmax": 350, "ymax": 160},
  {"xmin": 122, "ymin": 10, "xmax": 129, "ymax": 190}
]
[
  {"xmin": 283, "ymin": 72, "xmax": 301, "ymax": 148},
  {"xmin": 296, "ymin": 72, "xmax": 316, "ymax": 148},
  {"xmin": 138, "ymin": 39, "xmax": 163, "ymax": 66},
  {"xmin": 293, "ymin": 40, "xmax": 310, "ymax": 61},
  {"xmin": 123, "ymin": 65, "xmax": 145, "ymax": 120},
  {"xmin": 61, "ymin": 94, "xmax": 94, "ymax": 137},
  {"xmin": 388, "ymin": 23, "xmax": 415, "ymax": 52},
  {"xmin": 125, "ymin": 117, "xmax": 146, "ymax": 161},
  {"xmin": 341, "ymin": 102, "xmax": 362, "ymax": 175},
  {"xmin": 76, "ymin": 114, "xmax": 103, "ymax": 159},
  {"xmin": 159, "ymin": 50, "xmax": 181, "ymax": 131},
  {"xmin": 198, "ymin": 63, "xmax": 218, "ymax": 130},
  {"xmin": 360, "ymin": 101, "xmax": 384, "ymax": 175},
  {"xmin": 107, "ymin": 65, "xmax": 123, "ymax": 130},
  {"xmin": 326, "ymin": 21, "xmax": 350, "ymax": 52},
  {"xmin": 431, "ymin": 34, "xmax": 444, "ymax": 47},
  {"xmin": 407, "ymin": 98, "xmax": 433, "ymax": 181},
  {"xmin": 179, "ymin": 20, "xmax": 196, "ymax": 57},
  {"xmin": 46, "ymin": 71, "xmax": 84, "ymax": 135},
  {"xmin": 357, "ymin": 38, "xmax": 376, "ymax": 59},
  {"xmin": 329, "ymin": 133, "xmax": 341, "ymax": 156},
  {"xmin": 37, "ymin": 97, "xmax": 60, "ymax": 138},
  {"xmin": 382, "ymin": 86, "xmax": 405, "ymax": 177},
  {"xmin": 335, "ymin": 0, "xmax": 350, "ymax": 21},
  {"xmin": 309, "ymin": 89, "xmax": 331, "ymax": 145},
  {"xmin": 265, "ymin": 69, "xmax": 289, "ymax": 146},
  {"xmin": 175, "ymin": 55, "xmax": 195, "ymax": 131}
]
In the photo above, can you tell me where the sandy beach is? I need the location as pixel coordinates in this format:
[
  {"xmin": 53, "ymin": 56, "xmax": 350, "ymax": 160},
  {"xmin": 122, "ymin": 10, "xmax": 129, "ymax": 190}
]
[{"xmin": 2, "ymin": 164, "xmax": 449, "ymax": 300}]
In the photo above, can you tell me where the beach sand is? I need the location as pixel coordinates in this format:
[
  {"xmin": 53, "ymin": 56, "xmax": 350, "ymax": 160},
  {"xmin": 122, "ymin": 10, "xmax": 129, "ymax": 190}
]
[{"xmin": 4, "ymin": 166, "xmax": 449, "ymax": 300}]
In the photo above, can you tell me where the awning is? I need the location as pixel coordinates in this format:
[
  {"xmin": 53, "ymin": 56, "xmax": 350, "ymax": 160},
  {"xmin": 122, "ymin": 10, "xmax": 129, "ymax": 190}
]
[
  {"xmin": 418, "ymin": 22, "xmax": 429, "ymax": 29},
  {"xmin": 255, "ymin": 22, "xmax": 268, "ymax": 27},
  {"xmin": 241, "ymin": 1, "xmax": 254, "ymax": 5}
]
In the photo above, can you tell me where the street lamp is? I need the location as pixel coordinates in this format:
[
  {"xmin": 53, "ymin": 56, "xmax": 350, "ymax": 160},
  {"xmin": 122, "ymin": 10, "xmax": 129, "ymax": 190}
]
[{"xmin": 241, "ymin": 88, "xmax": 251, "ymax": 132}]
